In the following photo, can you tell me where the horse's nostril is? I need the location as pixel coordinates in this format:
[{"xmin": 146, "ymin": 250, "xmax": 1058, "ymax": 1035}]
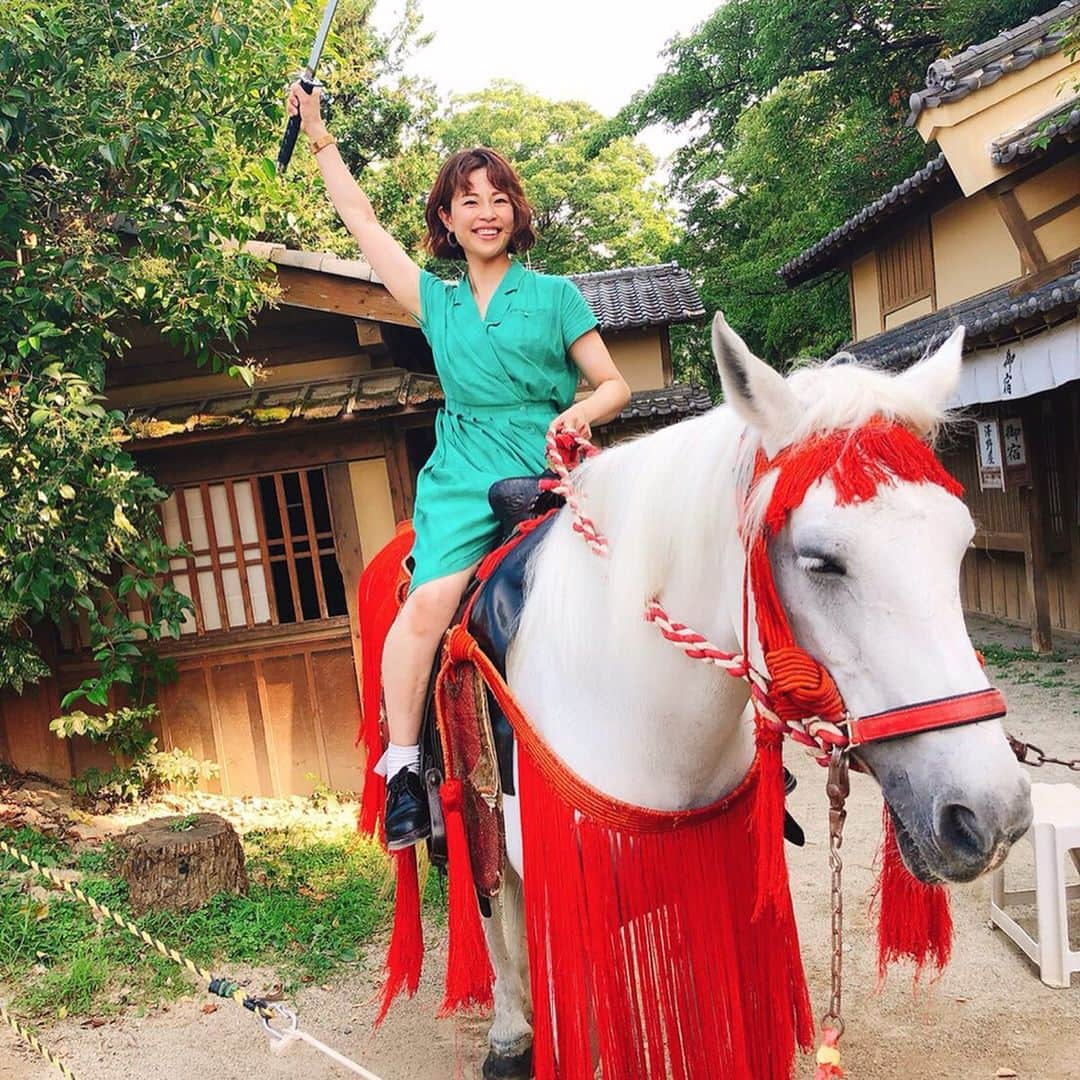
[{"xmin": 936, "ymin": 802, "xmax": 993, "ymax": 860}]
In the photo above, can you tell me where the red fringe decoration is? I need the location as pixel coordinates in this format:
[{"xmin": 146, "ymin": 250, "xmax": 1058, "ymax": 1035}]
[
  {"xmin": 439, "ymin": 778, "xmax": 494, "ymax": 1016},
  {"xmin": 750, "ymin": 728, "xmax": 789, "ymax": 920},
  {"xmin": 376, "ymin": 848, "xmax": 424, "ymax": 1025},
  {"xmin": 518, "ymin": 746, "xmax": 813, "ymax": 1080},
  {"xmin": 356, "ymin": 522, "xmax": 415, "ymax": 839},
  {"xmin": 873, "ymin": 808, "xmax": 953, "ymax": 979}
]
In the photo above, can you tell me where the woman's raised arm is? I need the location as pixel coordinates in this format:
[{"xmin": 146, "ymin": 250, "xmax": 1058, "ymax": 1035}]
[{"xmin": 288, "ymin": 82, "xmax": 421, "ymax": 319}]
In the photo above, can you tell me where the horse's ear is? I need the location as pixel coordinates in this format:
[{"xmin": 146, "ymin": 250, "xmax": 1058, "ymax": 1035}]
[
  {"xmin": 893, "ymin": 325, "xmax": 965, "ymax": 410},
  {"xmin": 712, "ymin": 312, "xmax": 798, "ymax": 433}
]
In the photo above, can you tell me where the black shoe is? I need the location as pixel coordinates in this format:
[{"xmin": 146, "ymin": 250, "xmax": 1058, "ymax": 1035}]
[{"xmin": 385, "ymin": 767, "xmax": 431, "ymax": 851}]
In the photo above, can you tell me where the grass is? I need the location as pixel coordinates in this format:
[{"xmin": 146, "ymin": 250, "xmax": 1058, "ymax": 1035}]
[
  {"xmin": 974, "ymin": 642, "xmax": 1079, "ymax": 692},
  {"xmin": 0, "ymin": 818, "xmax": 446, "ymax": 1023},
  {"xmin": 975, "ymin": 642, "xmax": 1068, "ymax": 666}
]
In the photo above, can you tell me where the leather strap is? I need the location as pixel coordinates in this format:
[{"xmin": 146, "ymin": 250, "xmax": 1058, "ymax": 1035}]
[{"xmin": 847, "ymin": 687, "xmax": 1006, "ymax": 746}]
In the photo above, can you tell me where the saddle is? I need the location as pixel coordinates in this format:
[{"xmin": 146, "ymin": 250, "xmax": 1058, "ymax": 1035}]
[{"xmin": 419, "ymin": 476, "xmax": 559, "ymax": 899}]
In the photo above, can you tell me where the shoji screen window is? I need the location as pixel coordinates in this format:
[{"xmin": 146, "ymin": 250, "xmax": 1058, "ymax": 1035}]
[{"xmin": 160, "ymin": 469, "xmax": 348, "ymax": 637}]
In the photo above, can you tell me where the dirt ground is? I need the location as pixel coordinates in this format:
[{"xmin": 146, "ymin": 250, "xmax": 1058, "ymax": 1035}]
[{"xmin": 2, "ymin": 614, "xmax": 1079, "ymax": 1079}]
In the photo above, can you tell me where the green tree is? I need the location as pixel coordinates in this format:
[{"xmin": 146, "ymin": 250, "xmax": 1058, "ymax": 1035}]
[
  {"xmin": 600, "ymin": 0, "xmax": 1061, "ymax": 375},
  {"xmin": 436, "ymin": 82, "xmax": 677, "ymax": 274},
  {"xmin": 0, "ymin": 0, "xmax": 427, "ymax": 704},
  {"xmin": 335, "ymin": 80, "xmax": 679, "ymax": 274}
]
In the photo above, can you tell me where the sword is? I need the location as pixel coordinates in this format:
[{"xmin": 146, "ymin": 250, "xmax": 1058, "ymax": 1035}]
[{"xmin": 277, "ymin": 0, "xmax": 340, "ymax": 175}]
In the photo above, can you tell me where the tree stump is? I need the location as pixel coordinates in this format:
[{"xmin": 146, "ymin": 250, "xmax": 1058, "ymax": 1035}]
[{"xmin": 119, "ymin": 812, "xmax": 248, "ymax": 916}]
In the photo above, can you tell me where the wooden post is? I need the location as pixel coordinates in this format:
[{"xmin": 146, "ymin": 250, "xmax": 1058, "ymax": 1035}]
[
  {"xmin": 660, "ymin": 327, "xmax": 674, "ymax": 387},
  {"xmin": 1020, "ymin": 411, "xmax": 1053, "ymax": 653},
  {"xmin": 382, "ymin": 425, "xmax": 416, "ymax": 522},
  {"xmin": 325, "ymin": 462, "xmax": 366, "ymax": 702}
]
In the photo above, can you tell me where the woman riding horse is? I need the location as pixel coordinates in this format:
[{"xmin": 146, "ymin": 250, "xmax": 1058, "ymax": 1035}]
[{"xmin": 287, "ymin": 82, "xmax": 631, "ymax": 850}]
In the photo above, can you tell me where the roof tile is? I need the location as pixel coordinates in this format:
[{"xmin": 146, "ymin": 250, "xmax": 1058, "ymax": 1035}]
[
  {"xmin": 908, "ymin": 3, "xmax": 1077, "ymax": 121},
  {"xmin": 779, "ymin": 154, "xmax": 958, "ymax": 285},
  {"xmin": 844, "ymin": 264, "xmax": 1080, "ymax": 369}
]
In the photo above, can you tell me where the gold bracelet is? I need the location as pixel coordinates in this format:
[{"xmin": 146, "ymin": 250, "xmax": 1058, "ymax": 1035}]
[{"xmin": 310, "ymin": 133, "xmax": 337, "ymax": 155}]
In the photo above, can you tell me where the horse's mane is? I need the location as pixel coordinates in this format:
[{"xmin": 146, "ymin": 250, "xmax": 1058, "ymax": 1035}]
[{"xmin": 516, "ymin": 354, "xmax": 956, "ymax": 689}]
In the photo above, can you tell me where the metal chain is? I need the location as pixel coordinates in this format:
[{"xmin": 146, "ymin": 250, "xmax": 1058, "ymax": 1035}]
[
  {"xmin": 1006, "ymin": 734, "xmax": 1080, "ymax": 772},
  {"xmin": 822, "ymin": 748, "xmax": 850, "ymax": 1037}
]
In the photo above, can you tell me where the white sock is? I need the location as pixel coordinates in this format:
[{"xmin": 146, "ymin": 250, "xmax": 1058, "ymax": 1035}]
[{"xmin": 386, "ymin": 742, "xmax": 421, "ymax": 777}]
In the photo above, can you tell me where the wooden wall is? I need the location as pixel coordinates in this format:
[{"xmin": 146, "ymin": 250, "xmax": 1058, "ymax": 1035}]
[{"xmin": 945, "ymin": 383, "xmax": 1080, "ymax": 635}]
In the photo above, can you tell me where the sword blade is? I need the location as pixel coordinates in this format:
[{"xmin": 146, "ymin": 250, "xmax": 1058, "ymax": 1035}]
[{"xmin": 304, "ymin": 0, "xmax": 340, "ymax": 76}]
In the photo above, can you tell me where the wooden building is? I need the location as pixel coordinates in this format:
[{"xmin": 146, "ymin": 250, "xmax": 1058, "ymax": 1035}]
[
  {"xmin": 780, "ymin": 2, "xmax": 1080, "ymax": 650},
  {"xmin": 0, "ymin": 249, "xmax": 709, "ymax": 795}
]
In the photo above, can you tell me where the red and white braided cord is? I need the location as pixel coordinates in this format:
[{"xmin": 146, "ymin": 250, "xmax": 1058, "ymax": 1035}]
[
  {"xmin": 546, "ymin": 432, "xmax": 849, "ymax": 762},
  {"xmin": 543, "ymin": 430, "xmax": 607, "ymax": 556}
]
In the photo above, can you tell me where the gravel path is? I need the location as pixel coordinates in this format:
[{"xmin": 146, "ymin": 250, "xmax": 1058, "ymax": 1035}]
[{"xmin": 3, "ymin": 615, "xmax": 1078, "ymax": 1079}]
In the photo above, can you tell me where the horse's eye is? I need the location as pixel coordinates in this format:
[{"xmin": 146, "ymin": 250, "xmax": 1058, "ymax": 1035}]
[{"xmin": 796, "ymin": 553, "xmax": 846, "ymax": 577}]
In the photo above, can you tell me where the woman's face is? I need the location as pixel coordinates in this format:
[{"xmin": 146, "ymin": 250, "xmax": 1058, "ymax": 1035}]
[{"xmin": 439, "ymin": 168, "xmax": 516, "ymax": 261}]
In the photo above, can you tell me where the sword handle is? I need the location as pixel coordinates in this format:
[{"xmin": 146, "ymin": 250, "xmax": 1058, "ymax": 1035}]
[{"xmin": 277, "ymin": 74, "xmax": 316, "ymax": 176}]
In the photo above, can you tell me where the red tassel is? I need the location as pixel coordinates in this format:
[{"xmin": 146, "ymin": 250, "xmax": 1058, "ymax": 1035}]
[
  {"xmin": 873, "ymin": 806, "xmax": 953, "ymax": 979},
  {"xmin": 376, "ymin": 847, "xmax": 424, "ymax": 1025},
  {"xmin": 439, "ymin": 778, "xmax": 494, "ymax": 1016},
  {"xmin": 750, "ymin": 728, "xmax": 788, "ymax": 921},
  {"xmin": 356, "ymin": 523, "xmax": 415, "ymax": 838},
  {"xmin": 812, "ymin": 1027, "xmax": 844, "ymax": 1079}
]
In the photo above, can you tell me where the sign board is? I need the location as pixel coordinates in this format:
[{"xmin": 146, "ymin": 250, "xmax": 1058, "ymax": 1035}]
[
  {"xmin": 1000, "ymin": 416, "xmax": 1031, "ymax": 487},
  {"xmin": 976, "ymin": 418, "xmax": 1004, "ymax": 491}
]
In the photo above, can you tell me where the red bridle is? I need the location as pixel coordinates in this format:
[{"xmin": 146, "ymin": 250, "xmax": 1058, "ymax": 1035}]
[
  {"xmin": 846, "ymin": 686, "xmax": 1006, "ymax": 746},
  {"xmin": 742, "ymin": 420, "xmax": 1007, "ymax": 754}
]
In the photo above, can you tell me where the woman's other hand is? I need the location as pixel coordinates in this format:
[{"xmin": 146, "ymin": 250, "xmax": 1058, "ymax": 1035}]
[
  {"xmin": 287, "ymin": 80, "xmax": 326, "ymax": 138},
  {"xmin": 548, "ymin": 404, "xmax": 593, "ymax": 443}
]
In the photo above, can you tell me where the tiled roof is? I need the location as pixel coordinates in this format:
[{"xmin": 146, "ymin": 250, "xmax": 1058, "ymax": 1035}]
[
  {"xmin": 991, "ymin": 96, "xmax": 1080, "ymax": 164},
  {"xmin": 127, "ymin": 370, "xmax": 714, "ymax": 442},
  {"xmin": 778, "ymin": 155, "xmax": 959, "ymax": 286},
  {"xmin": 616, "ymin": 383, "xmax": 714, "ymax": 422},
  {"xmin": 908, "ymin": 2, "xmax": 1078, "ymax": 122},
  {"xmin": 568, "ymin": 263, "xmax": 705, "ymax": 331},
  {"xmin": 127, "ymin": 370, "xmax": 443, "ymax": 442},
  {"xmin": 845, "ymin": 263, "xmax": 1080, "ymax": 369},
  {"xmin": 240, "ymin": 242, "xmax": 704, "ymax": 332}
]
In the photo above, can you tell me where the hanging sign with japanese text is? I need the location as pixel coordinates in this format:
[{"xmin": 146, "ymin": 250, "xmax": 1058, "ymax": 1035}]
[
  {"xmin": 976, "ymin": 418, "xmax": 1005, "ymax": 491},
  {"xmin": 1000, "ymin": 416, "xmax": 1031, "ymax": 487}
]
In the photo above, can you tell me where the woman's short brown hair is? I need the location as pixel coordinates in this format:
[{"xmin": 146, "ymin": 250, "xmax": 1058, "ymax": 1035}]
[{"xmin": 424, "ymin": 147, "xmax": 536, "ymax": 260}]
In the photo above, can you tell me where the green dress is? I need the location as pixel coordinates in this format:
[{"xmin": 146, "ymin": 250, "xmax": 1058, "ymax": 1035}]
[{"xmin": 409, "ymin": 259, "xmax": 599, "ymax": 590}]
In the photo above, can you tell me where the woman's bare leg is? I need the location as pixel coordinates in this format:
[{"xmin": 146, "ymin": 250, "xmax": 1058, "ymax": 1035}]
[{"xmin": 380, "ymin": 563, "xmax": 477, "ymax": 847}]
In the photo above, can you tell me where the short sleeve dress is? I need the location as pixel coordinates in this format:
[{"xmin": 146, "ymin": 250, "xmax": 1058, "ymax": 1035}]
[{"xmin": 409, "ymin": 259, "xmax": 599, "ymax": 591}]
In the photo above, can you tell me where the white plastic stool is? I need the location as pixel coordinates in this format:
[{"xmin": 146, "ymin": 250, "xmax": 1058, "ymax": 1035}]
[{"xmin": 990, "ymin": 782, "xmax": 1080, "ymax": 988}]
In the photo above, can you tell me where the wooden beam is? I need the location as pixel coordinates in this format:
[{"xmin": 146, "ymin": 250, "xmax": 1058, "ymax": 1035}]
[
  {"xmin": 382, "ymin": 425, "xmax": 415, "ymax": 523},
  {"xmin": 134, "ymin": 423, "xmax": 386, "ymax": 485},
  {"xmin": 276, "ymin": 265, "xmax": 414, "ymax": 326},
  {"xmin": 1029, "ymin": 191, "xmax": 1080, "ymax": 232},
  {"xmin": 354, "ymin": 319, "xmax": 386, "ymax": 348},
  {"xmin": 973, "ymin": 529, "xmax": 1026, "ymax": 553},
  {"xmin": 1020, "ymin": 409, "xmax": 1053, "ymax": 653},
  {"xmin": 993, "ymin": 190, "xmax": 1048, "ymax": 273}
]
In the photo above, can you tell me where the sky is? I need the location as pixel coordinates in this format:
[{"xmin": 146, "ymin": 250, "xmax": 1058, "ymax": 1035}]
[{"xmin": 368, "ymin": 0, "xmax": 722, "ymax": 166}]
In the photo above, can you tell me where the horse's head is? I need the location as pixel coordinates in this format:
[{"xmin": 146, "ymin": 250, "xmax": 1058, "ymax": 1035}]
[{"xmin": 712, "ymin": 313, "xmax": 1031, "ymax": 884}]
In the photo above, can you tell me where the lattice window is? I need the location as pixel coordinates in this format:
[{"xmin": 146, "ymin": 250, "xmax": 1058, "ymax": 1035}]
[
  {"xmin": 158, "ymin": 468, "xmax": 348, "ymax": 637},
  {"xmin": 877, "ymin": 219, "xmax": 934, "ymax": 315}
]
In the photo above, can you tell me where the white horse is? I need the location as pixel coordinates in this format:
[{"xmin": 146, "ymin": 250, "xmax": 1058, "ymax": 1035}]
[{"xmin": 476, "ymin": 314, "xmax": 1033, "ymax": 1078}]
